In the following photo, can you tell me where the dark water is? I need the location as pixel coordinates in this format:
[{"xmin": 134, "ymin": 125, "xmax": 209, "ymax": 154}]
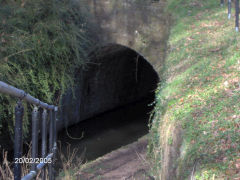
[{"xmin": 56, "ymin": 97, "xmax": 154, "ymax": 169}]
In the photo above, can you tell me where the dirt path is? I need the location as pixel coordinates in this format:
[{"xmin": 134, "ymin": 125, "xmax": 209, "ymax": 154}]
[{"xmin": 76, "ymin": 137, "xmax": 154, "ymax": 180}]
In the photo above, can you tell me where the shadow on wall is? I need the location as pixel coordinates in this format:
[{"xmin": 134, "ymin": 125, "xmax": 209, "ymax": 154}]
[{"xmin": 59, "ymin": 44, "xmax": 159, "ymax": 130}]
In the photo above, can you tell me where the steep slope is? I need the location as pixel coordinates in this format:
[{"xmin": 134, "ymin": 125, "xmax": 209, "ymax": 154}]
[{"xmin": 149, "ymin": 0, "xmax": 240, "ymax": 179}]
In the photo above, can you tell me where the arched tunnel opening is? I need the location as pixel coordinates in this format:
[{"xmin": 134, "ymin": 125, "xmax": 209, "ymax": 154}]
[{"xmin": 57, "ymin": 44, "xmax": 159, "ymax": 168}]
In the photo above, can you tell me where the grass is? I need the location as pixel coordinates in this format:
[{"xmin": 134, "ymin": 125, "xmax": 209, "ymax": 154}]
[
  {"xmin": 149, "ymin": 0, "xmax": 240, "ymax": 179},
  {"xmin": 0, "ymin": 143, "xmax": 82, "ymax": 180},
  {"xmin": 0, "ymin": 151, "xmax": 14, "ymax": 180},
  {"xmin": 57, "ymin": 143, "xmax": 84, "ymax": 180},
  {"xmin": 0, "ymin": 145, "xmax": 41, "ymax": 179}
]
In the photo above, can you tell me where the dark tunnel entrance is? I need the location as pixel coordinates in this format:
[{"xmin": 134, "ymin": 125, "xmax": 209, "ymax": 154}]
[{"xmin": 57, "ymin": 44, "xmax": 159, "ymax": 169}]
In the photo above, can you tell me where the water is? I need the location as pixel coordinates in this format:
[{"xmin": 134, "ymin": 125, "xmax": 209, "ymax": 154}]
[{"xmin": 57, "ymin": 96, "xmax": 154, "ymax": 169}]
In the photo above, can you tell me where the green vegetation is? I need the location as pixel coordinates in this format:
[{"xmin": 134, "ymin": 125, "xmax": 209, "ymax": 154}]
[
  {"xmin": 149, "ymin": 0, "xmax": 240, "ymax": 179},
  {"xmin": 0, "ymin": 0, "xmax": 95, "ymax": 142}
]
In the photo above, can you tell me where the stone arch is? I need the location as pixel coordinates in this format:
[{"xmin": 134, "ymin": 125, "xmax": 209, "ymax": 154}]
[{"xmin": 60, "ymin": 44, "xmax": 159, "ymax": 129}]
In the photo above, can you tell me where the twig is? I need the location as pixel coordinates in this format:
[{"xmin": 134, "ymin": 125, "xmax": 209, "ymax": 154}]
[
  {"xmin": 1, "ymin": 48, "xmax": 34, "ymax": 62},
  {"xmin": 191, "ymin": 162, "xmax": 197, "ymax": 180},
  {"xmin": 65, "ymin": 127, "xmax": 84, "ymax": 140},
  {"xmin": 4, "ymin": 152, "xmax": 13, "ymax": 179}
]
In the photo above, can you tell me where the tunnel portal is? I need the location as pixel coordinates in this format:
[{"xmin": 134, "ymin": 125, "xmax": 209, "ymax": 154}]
[
  {"xmin": 58, "ymin": 44, "xmax": 160, "ymax": 164},
  {"xmin": 60, "ymin": 44, "xmax": 159, "ymax": 128}
]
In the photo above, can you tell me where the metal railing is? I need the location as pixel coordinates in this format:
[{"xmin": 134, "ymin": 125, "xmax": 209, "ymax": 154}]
[
  {"xmin": 221, "ymin": 0, "xmax": 240, "ymax": 32},
  {"xmin": 0, "ymin": 81, "xmax": 58, "ymax": 180}
]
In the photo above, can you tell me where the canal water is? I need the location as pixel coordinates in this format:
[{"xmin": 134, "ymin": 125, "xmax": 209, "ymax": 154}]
[{"xmin": 56, "ymin": 96, "xmax": 154, "ymax": 169}]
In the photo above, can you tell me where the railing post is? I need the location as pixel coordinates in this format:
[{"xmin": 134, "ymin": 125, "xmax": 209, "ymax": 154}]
[
  {"xmin": 52, "ymin": 107, "xmax": 58, "ymax": 180},
  {"xmin": 54, "ymin": 107, "xmax": 58, "ymax": 152},
  {"xmin": 41, "ymin": 109, "xmax": 47, "ymax": 180},
  {"xmin": 221, "ymin": 0, "xmax": 224, "ymax": 6},
  {"xmin": 49, "ymin": 110, "xmax": 54, "ymax": 180},
  {"xmin": 228, "ymin": 0, "xmax": 232, "ymax": 19},
  {"xmin": 0, "ymin": 81, "xmax": 58, "ymax": 180},
  {"xmin": 14, "ymin": 100, "xmax": 24, "ymax": 180},
  {"xmin": 236, "ymin": 0, "xmax": 239, "ymax": 32},
  {"xmin": 31, "ymin": 106, "xmax": 39, "ymax": 179}
]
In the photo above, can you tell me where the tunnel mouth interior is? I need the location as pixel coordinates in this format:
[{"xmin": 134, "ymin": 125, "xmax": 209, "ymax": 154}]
[{"xmin": 57, "ymin": 44, "xmax": 159, "ymax": 170}]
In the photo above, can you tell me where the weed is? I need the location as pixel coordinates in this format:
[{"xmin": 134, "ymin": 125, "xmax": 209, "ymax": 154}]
[{"xmin": 57, "ymin": 142, "xmax": 85, "ymax": 180}]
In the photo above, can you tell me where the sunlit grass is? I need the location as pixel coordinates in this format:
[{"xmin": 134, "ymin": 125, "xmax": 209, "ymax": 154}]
[{"xmin": 150, "ymin": 0, "xmax": 240, "ymax": 179}]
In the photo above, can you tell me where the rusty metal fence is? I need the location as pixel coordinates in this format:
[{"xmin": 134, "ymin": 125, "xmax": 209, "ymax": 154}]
[{"xmin": 0, "ymin": 81, "xmax": 58, "ymax": 180}]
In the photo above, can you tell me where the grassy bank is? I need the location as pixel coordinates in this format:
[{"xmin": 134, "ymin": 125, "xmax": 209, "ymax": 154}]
[
  {"xmin": 0, "ymin": 0, "xmax": 96, "ymax": 145},
  {"xmin": 150, "ymin": 0, "xmax": 240, "ymax": 179}
]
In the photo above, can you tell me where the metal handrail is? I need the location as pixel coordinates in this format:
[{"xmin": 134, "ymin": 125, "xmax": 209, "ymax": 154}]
[
  {"xmin": 0, "ymin": 81, "xmax": 58, "ymax": 180},
  {"xmin": 0, "ymin": 81, "xmax": 56, "ymax": 110}
]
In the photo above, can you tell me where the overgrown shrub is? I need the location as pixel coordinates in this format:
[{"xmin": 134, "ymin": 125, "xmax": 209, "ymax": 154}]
[{"xmin": 0, "ymin": 0, "xmax": 96, "ymax": 146}]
